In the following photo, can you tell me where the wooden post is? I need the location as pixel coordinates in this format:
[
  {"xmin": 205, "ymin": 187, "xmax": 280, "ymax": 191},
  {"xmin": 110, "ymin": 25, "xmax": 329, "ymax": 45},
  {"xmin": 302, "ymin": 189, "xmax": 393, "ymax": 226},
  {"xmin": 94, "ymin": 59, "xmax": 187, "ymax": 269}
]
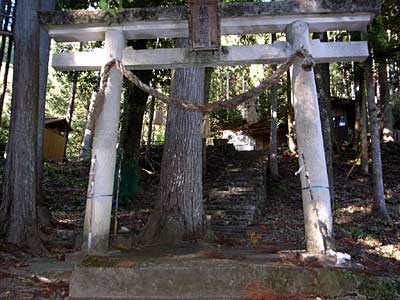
[
  {"xmin": 286, "ymin": 21, "xmax": 333, "ymax": 254},
  {"xmin": 83, "ymin": 30, "xmax": 125, "ymax": 254}
]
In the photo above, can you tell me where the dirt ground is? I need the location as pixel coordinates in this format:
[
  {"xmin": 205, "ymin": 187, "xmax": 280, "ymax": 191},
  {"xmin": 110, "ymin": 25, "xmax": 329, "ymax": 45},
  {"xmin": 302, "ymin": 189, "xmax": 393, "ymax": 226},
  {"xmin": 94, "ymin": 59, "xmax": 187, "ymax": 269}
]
[{"xmin": 0, "ymin": 142, "xmax": 399, "ymax": 299}]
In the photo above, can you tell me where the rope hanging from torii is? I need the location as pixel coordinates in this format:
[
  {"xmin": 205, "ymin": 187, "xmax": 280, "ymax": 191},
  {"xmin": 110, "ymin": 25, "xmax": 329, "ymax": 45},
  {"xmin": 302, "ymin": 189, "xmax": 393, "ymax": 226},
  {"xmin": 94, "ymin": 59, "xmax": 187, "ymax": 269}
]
[{"xmin": 86, "ymin": 47, "xmax": 315, "ymax": 138}]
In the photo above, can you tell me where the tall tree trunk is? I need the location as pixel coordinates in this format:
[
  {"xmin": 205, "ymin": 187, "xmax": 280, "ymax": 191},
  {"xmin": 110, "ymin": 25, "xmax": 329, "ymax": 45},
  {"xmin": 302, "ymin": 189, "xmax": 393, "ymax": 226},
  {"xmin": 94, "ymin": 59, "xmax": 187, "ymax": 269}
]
[
  {"xmin": 269, "ymin": 34, "xmax": 279, "ymax": 178},
  {"xmin": 79, "ymin": 88, "xmax": 99, "ymax": 159},
  {"xmin": 120, "ymin": 40, "xmax": 152, "ymax": 162},
  {"xmin": 120, "ymin": 72, "xmax": 152, "ymax": 162},
  {"xmin": 0, "ymin": 0, "xmax": 7, "ymax": 29},
  {"xmin": 64, "ymin": 43, "xmax": 83, "ymax": 160},
  {"xmin": 0, "ymin": 0, "xmax": 12, "ymax": 75},
  {"xmin": 313, "ymin": 32, "xmax": 335, "ymax": 207},
  {"xmin": 202, "ymin": 67, "xmax": 212, "ymax": 177},
  {"xmin": 36, "ymin": 0, "xmax": 56, "ymax": 226},
  {"xmin": 140, "ymin": 39, "xmax": 206, "ymax": 245},
  {"xmin": 0, "ymin": 0, "xmax": 45, "ymax": 252},
  {"xmin": 354, "ymin": 66, "xmax": 369, "ymax": 175},
  {"xmin": 286, "ymin": 71, "xmax": 296, "ymax": 154},
  {"xmin": 63, "ymin": 71, "xmax": 79, "ymax": 160},
  {"xmin": 377, "ymin": 62, "xmax": 394, "ymax": 142},
  {"xmin": 0, "ymin": 0, "xmax": 14, "ymax": 126},
  {"xmin": 145, "ymin": 96, "xmax": 155, "ymax": 162},
  {"xmin": 353, "ymin": 96, "xmax": 361, "ymax": 149},
  {"xmin": 359, "ymin": 71, "xmax": 369, "ymax": 175},
  {"xmin": 364, "ymin": 56, "xmax": 391, "ymax": 221}
]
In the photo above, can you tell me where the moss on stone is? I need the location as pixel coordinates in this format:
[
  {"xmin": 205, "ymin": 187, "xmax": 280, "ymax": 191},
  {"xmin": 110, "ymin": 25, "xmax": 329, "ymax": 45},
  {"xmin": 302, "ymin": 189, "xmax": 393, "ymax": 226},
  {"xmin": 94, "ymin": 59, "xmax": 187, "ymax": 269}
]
[
  {"xmin": 358, "ymin": 276, "xmax": 400, "ymax": 300},
  {"xmin": 81, "ymin": 256, "xmax": 123, "ymax": 267},
  {"xmin": 40, "ymin": 1, "xmax": 381, "ymax": 26},
  {"xmin": 335, "ymin": 269, "xmax": 400, "ymax": 300}
]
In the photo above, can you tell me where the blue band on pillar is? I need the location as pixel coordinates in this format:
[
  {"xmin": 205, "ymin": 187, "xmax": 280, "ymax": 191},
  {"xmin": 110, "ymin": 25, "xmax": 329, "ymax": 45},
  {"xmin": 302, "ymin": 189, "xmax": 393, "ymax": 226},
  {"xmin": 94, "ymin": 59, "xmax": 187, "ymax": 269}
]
[
  {"xmin": 88, "ymin": 194, "xmax": 113, "ymax": 199},
  {"xmin": 302, "ymin": 186, "xmax": 330, "ymax": 191}
]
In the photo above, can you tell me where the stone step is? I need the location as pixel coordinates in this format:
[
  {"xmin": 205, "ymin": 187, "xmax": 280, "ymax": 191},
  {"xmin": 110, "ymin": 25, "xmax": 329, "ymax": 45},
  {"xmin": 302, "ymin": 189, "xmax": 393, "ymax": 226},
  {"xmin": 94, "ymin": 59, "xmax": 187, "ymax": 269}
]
[
  {"xmin": 208, "ymin": 225, "xmax": 253, "ymax": 236},
  {"xmin": 210, "ymin": 171, "xmax": 261, "ymax": 174},
  {"xmin": 210, "ymin": 178, "xmax": 263, "ymax": 184},
  {"xmin": 204, "ymin": 189, "xmax": 265, "ymax": 201},
  {"xmin": 205, "ymin": 204, "xmax": 257, "ymax": 211},
  {"xmin": 69, "ymin": 255, "xmax": 390, "ymax": 300},
  {"xmin": 213, "ymin": 175, "xmax": 263, "ymax": 181},
  {"xmin": 206, "ymin": 215, "xmax": 255, "ymax": 222},
  {"xmin": 207, "ymin": 213, "xmax": 254, "ymax": 219},
  {"xmin": 204, "ymin": 151, "xmax": 267, "ymax": 244},
  {"xmin": 207, "ymin": 189, "xmax": 259, "ymax": 196},
  {"xmin": 206, "ymin": 210, "xmax": 254, "ymax": 219},
  {"xmin": 208, "ymin": 217, "xmax": 254, "ymax": 225},
  {"xmin": 209, "ymin": 219, "xmax": 254, "ymax": 227}
]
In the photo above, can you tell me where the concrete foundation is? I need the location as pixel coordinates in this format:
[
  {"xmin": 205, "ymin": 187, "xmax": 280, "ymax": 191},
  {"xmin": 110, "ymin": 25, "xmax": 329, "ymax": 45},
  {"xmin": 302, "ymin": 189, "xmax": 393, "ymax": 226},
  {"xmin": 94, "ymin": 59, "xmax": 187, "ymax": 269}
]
[{"xmin": 68, "ymin": 250, "xmax": 399, "ymax": 300}]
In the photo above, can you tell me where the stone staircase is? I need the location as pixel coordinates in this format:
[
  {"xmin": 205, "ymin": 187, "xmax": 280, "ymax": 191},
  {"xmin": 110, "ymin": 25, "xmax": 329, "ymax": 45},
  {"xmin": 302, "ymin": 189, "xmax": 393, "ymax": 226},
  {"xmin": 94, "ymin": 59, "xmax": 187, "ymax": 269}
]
[{"xmin": 204, "ymin": 150, "xmax": 267, "ymax": 240}]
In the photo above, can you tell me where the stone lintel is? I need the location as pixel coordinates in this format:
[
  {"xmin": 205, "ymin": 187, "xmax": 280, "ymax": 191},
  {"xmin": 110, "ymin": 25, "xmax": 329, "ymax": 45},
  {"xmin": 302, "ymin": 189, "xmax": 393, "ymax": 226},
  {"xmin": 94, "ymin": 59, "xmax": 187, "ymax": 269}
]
[{"xmin": 51, "ymin": 41, "xmax": 369, "ymax": 72}]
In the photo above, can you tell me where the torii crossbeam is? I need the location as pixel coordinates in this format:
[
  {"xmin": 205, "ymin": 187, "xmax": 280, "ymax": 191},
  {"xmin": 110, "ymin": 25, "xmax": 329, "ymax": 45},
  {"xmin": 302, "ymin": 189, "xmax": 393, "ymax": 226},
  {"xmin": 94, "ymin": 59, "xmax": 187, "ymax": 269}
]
[{"xmin": 40, "ymin": 0, "xmax": 380, "ymax": 255}]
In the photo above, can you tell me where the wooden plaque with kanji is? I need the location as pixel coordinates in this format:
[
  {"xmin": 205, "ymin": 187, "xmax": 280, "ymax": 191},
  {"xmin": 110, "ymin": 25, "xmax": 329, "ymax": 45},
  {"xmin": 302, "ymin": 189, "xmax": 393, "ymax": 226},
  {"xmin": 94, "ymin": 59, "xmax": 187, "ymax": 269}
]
[{"xmin": 188, "ymin": 0, "xmax": 220, "ymax": 52}]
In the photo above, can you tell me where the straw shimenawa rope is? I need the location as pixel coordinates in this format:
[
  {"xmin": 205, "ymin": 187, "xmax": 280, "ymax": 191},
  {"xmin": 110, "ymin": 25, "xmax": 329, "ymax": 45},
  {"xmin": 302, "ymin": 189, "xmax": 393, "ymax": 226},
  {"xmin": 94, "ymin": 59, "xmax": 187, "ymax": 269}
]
[{"xmin": 87, "ymin": 47, "xmax": 314, "ymax": 138}]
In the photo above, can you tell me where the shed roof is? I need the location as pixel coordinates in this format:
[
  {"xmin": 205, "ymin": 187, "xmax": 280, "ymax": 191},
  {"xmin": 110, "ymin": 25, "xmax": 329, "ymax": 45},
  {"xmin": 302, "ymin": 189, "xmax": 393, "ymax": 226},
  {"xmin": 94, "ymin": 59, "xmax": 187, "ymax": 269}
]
[{"xmin": 45, "ymin": 117, "xmax": 72, "ymax": 132}]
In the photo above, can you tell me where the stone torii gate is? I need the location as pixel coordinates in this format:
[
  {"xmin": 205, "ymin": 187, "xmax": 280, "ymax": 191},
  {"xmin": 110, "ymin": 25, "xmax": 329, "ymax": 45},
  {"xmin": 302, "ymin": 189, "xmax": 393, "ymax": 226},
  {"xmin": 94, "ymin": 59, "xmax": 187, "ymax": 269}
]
[{"xmin": 40, "ymin": 0, "xmax": 379, "ymax": 254}]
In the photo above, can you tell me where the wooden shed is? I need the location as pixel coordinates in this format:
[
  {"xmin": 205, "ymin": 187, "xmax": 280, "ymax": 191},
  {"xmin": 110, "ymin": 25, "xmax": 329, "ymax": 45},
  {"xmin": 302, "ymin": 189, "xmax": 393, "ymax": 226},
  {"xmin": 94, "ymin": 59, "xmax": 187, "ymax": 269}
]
[{"xmin": 43, "ymin": 117, "xmax": 71, "ymax": 161}]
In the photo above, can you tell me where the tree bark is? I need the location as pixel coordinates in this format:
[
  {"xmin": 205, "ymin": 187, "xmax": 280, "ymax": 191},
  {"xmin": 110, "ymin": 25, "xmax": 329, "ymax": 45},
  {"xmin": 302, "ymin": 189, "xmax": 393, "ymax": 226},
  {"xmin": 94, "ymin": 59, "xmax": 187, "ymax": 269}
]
[
  {"xmin": 120, "ymin": 73, "xmax": 152, "ymax": 161},
  {"xmin": 36, "ymin": 0, "xmax": 57, "ymax": 226},
  {"xmin": 359, "ymin": 71, "xmax": 369, "ymax": 175},
  {"xmin": 269, "ymin": 34, "xmax": 279, "ymax": 179},
  {"xmin": 0, "ymin": 0, "xmax": 12, "ymax": 75},
  {"xmin": 377, "ymin": 62, "xmax": 394, "ymax": 142},
  {"xmin": 79, "ymin": 87, "xmax": 98, "ymax": 159},
  {"xmin": 63, "ymin": 72, "xmax": 79, "ymax": 160},
  {"xmin": 202, "ymin": 67, "xmax": 212, "ymax": 177},
  {"xmin": 140, "ymin": 39, "xmax": 206, "ymax": 245},
  {"xmin": 286, "ymin": 71, "xmax": 296, "ymax": 154},
  {"xmin": 354, "ymin": 66, "xmax": 369, "ymax": 175},
  {"xmin": 313, "ymin": 32, "xmax": 335, "ymax": 208},
  {"xmin": 0, "ymin": 0, "xmax": 14, "ymax": 126},
  {"xmin": 0, "ymin": 0, "xmax": 7, "ymax": 30},
  {"xmin": 364, "ymin": 56, "xmax": 391, "ymax": 221},
  {"xmin": 353, "ymin": 94, "xmax": 361, "ymax": 149},
  {"xmin": 145, "ymin": 96, "xmax": 155, "ymax": 162},
  {"xmin": 120, "ymin": 40, "xmax": 152, "ymax": 162},
  {"xmin": 0, "ymin": 0, "xmax": 45, "ymax": 252},
  {"xmin": 64, "ymin": 43, "xmax": 83, "ymax": 160}
]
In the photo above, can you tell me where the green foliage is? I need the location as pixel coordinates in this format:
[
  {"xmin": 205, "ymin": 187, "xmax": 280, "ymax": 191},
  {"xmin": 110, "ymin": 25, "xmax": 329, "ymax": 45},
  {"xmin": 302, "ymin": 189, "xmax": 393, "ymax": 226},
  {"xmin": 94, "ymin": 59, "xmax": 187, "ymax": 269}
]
[
  {"xmin": 56, "ymin": 0, "xmax": 98, "ymax": 9},
  {"xmin": 369, "ymin": 16, "xmax": 389, "ymax": 59},
  {"xmin": 98, "ymin": 0, "xmax": 123, "ymax": 16},
  {"xmin": 334, "ymin": 270, "xmax": 400, "ymax": 300},
  {"xmin": 381, "ymin": 0, "xmax": 400, "ymax": 33},
  {"xmin": 359, "ymin": 277, "xmax": 400, "ymax": 300}
]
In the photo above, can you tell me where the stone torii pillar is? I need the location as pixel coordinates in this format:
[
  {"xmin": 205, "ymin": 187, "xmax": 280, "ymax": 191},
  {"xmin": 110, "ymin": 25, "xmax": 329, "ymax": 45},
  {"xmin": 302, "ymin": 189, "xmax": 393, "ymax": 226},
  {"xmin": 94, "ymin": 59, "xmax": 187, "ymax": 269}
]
[
  {"xmin": 287, "ymin": 21, "xmax": 333, "ymax": 254},
  {"xmin": 83, "ymin": 30, "xmax": 125, "ymax": 254}
]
